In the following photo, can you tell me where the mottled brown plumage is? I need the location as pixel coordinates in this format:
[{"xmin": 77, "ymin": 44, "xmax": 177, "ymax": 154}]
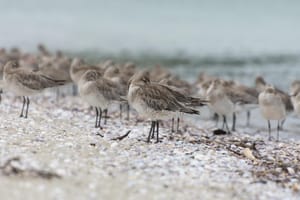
[
  {"xmin": 128, "ymin": 70, "xmax": 200, "ymax": 142},
  {"xmin": 3, "ymin": 60, "xmax": 66, "ymax": 118},
  {"xmin": 78, "ymin": 70, "xmax": 126, "ymax": 128}
]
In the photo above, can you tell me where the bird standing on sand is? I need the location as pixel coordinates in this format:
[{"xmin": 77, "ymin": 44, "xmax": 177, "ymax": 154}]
[
  {"xmin": 158, "ymin": 77, "xmax": 207, "ymax": 133},
  {"xmin": 220, "ymin": 80, "xmax": 258, "ymax": 131},
  {"xmin": 127, "ymin": 71, "xmax": 201, "ymax": 143},
  {"xmin": 78, "ymin": 70, "xmax": 126, "ymax": 129},
  {"xmin": 258, "ymin": 85, "xmax": 286, "ymax": 141},
  {"xmin": 256, "ymin": 76, "xmax": 293, "ymax": 130},
  {"xmin": 3, "ymin": 61, "xmax": 66, "ymax": 118},
  {"xmin": 206, "ymin": 79, "xmax": 235, "ymax": 134}
]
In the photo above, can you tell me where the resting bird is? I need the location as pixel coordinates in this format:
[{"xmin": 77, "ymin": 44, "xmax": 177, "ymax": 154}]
[
  {"xmin": 127, "ymin": 71, "xmax": 204, "ymax": 143},
  {"xmin": 3, "ymin": 61, "xmax": 65, "ymax": 118},
  {"xmin": 78, "ymin": 69, "xmax": 126, "ymax": 129}
]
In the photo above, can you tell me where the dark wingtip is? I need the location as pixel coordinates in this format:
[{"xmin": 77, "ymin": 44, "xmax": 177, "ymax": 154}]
[{"xmin": 181, "ymin": 107, "xmax": 200, "ymax": 115}]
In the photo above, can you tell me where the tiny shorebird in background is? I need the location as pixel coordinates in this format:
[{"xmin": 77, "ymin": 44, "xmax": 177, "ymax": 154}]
[
  {"xmin": 3, "ymin": 61, "xmax": 66, "ymax": 118},
  {"xmin": 70, "ymin": 58, "xmax": 104, "ymax": 96},
  {"xmin": 290, "ymin": 81, "xmax": 300, "ymax": 116},
  {"xmin": 229, "ymin": 81, "xmax": 258, "ymax": 127},
  {"xmin": 127, "ymin": 71, "xmax": 201, "ymax": 143},
  {"xmin": 206, "ymin": 79, "xmax": 235, "ymax": 134},
  {"xmin": 256, "ymin": 76, "xmax": 293, "ymax": 112},
  {"xmin": 158, "ymin": 77, "xmax": 208, "ymax": 133},
  {"xmin": 290, "ymin": 80, "xmax": 300, "ymax": 97},
  {"xmin": 206, "ymin": 79, "xmax": 257, "ymax": 133},
  {"xmin": 291, "ymin": 92, "xmax": 300, "ymax": 116},
  {"xmin": 258, "ymin": 85, "xmax": 286, "ymax": 141},
  {"xmin": 255, "ymin": 76, "xmax": 293, "ymax": 130},
  {"xmin": 104, "ymin": 65, "xmax": 130, "ymax": 120},
  {"xmin": 221, "ymin": 80, "xmax": 258, "ymax": 131},
  {"xmin": 78, "ymin": 69, "xmax": 126, "ymax": 129}
]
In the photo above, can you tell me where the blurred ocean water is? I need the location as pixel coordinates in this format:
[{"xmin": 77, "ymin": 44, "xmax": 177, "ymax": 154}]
[{"xmin": 0, "ymin": 0, "xmax": 300, "ymax": 88}]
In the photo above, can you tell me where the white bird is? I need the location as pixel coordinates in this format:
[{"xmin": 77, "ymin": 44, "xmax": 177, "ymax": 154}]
[
  {"xmin": 206, "ymin": 79, "xmax": 235, "ymax": 134},
  {"xmin": 258, "ymin": 85, "xmax": 286, "ymax": 141}
]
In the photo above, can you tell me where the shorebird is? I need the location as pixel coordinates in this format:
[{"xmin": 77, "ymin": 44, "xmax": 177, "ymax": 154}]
[
  {"xmin": 290, "ymin": 81, "xmax": 300, "ymax": 116},
  {"xmin": 3, "ymin": 61, "xmax": 66, "ymax": 118},
  {"xmin": 104, "ymin": 65, "xmax": 130, "ymax": 120},
  {"xmin": 206, "ymin": 79, "xmax": 257, "ymax": 133},
  {"xmin": 37, "ymin": 44, "xmax": 51, "ymax": 57},
  {"xmin": 119, "ymin": 62, "xmax": 136, "ymax": 81},
  {"xmin": 149, "ymin": 65, "xmax": 172, "ymax": 82},
  {"xmin": 206, "ymin": 79, "xmax": 235, "ymax": 133},
  {"xmin": 221, "ymin": 80, "xmax": 258, "ymax": 130},
  {"xmin": 127, "ymin": 71, "xmax": 202, "ymax": 143},
  {"xmin": 258, "ymin": 85, "xmax": 286, "ymax": 141},
  {"xmin": 158, "ymin": 75, "xmax": 193, "ymax": 95},
  {"xmin": 290, "ymin": 80, "xmax": 300, "ymax": 97},
  {"xmin": 70, "ymin": 58, "xmax": 107, "ymax": 84},
  {"xmin": 158, "ymin": 76, "xmax": 207, "ymax": 133},
  {"xmin": 78, "ymin": 69, "xmax": 126, "ymax": 129},
  {"xmin": 291, "ymin": 92, "xmax": 300, "ymax": 116},
  {"xmin": 0, "ymin": 49, "xmax": 9, "ymax": 78},
  {"xmin": 8, "ymin": 47, "xmax": 22, "ymax": 60},
  {"xmin": 255, "ymin": 76, "xmax": 293, "ymax": 129},
  {"xmin": 38, "ymin": 60, "xmax": 71, "ymax": 101},
  {"xmin": 38, "ymin": 61, "xmax": 71, "ymax": 82},
  {"xmin": 232, "ymin": 82, "xmax": 258, "ymax": 126}
]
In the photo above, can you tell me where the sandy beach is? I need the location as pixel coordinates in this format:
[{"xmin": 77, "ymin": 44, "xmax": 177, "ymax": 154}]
[
  {"xmin": 0, "ymin": 90, "xmax": 299, "ymax": 200},
  {"xmin": 1, "ymin": 1, "xmax": 300, "ymax": 199}
]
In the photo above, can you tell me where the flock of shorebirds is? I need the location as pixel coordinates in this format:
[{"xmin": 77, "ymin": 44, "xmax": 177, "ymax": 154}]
[{"xmin": 0, "ymin": 45, "xmax": 300, "ymax": 143}]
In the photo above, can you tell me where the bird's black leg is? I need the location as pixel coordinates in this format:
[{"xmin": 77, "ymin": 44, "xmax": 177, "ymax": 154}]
[
  {"xmin": 268, "ymin": 120, "xmax": 271, "ymax": 141},
  {"xmin": 95, "ymin": 107, "xmax": 99, "ymax": 128},
  {"xmin": 176, "ymin": 117, "xmax": 180, "ymax": 133},
  {"xmin": 119, "ymin": 104, "xmax": 122, "ymax": 120},
  {"xmin": 214, "ymin": 113, "xmax": 219, "ymax": 127},
  {"xmin": 126, "ymin": 103, "xmax": 130, "ymax": 120},
  {"xmin": 246, "ymin": 111, "xmax": 251, "ymax": 127},
  {"xmin": 223, "ymin": 115, "xmax": 231, "ymax": 134},
  {"xmin": 98, "ymin": 108, "xmax": 103, "ymax": 129},
  {"xmin": 0, "ymin": 89, "xmax": 2, "ymax": 103},
  {"xmin": 104, "ymin": 109, "xmax": 108, "ymax": 125},
  {"xmin": 156, "ymin": 120, "xmax": 160, "ymax": 143},
  {"xmin": 232, "ymin": 112, "xmax": 236, "ymax": 132},
  {"xmin": 151, "ymin": 120, "xmax": 155, "ymax": 139},
  {"xmin": 277, "ymin": 120, "xmax": 280, "ymax": 142},
  {"xmin": 222, "ymin": 115, "xmax": 226, "ymax": 129},
  {"xmin": 20, "ymin": 96, "xmax": 26, "ymax": 117},
  {"xmin": 25, "ymin": 97, "xmax": 30, "ymax": 118},
  {"xmin": 147, "ymin": 121, "xmax": 155, "ymax": 143},
  {"xmin": 171, "ymin": 118, "xmax": 175, "ymax": 133},
  {"xmin": 279, "ymin": 119, "xmax": 285, "ymax": 130},
  {"xmin": 97, "ymin": 107, "xmax": 102, "ymax": 128}
]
